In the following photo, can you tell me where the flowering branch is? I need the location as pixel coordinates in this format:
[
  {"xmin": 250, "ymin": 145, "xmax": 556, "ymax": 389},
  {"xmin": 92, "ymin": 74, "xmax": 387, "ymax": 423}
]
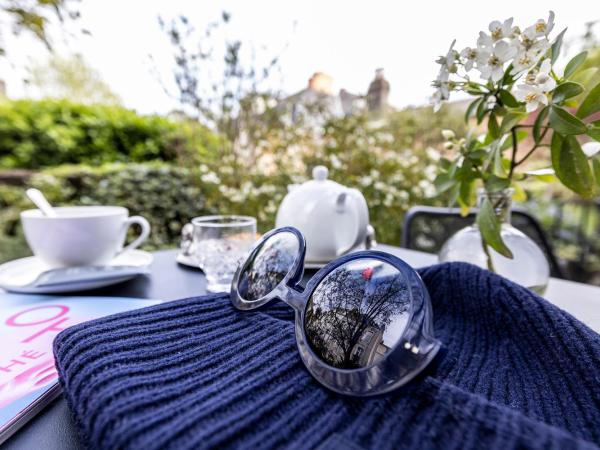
[{"xmin": 432, "ymin": 11, "xmax": 600, "ymax": 262}]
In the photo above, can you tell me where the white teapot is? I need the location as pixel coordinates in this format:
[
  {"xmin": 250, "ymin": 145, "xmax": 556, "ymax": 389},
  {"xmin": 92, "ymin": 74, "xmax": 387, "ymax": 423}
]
[{"xmin": 276, "ymin": 166, "xmax": 370, "ymax": 263}]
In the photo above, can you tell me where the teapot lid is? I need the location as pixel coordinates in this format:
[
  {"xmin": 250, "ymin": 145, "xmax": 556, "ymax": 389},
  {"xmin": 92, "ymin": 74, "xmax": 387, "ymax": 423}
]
[
  {"xmin": 305, "ymin": 165, "xmax": 342, "ymax": 190},
  {"xmin": 285, "ymin": 165, "xmax": 343, "ymax": 195}
]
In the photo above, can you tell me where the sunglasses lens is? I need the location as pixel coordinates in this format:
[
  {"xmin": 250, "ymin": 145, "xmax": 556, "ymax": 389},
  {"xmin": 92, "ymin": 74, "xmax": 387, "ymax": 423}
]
[
  {"xmin": 304, "ymin": 258, "xmax": 410, "ymax": 369},
  {"xmin": 238, "ymin": 231, "xmax": 300, "ymax": 301}
]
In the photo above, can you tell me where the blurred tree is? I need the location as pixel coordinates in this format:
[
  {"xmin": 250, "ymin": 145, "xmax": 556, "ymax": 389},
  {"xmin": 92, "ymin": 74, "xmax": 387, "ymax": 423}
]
[
  {"xmin": 158, "ymin": 11, "xmax": 291, "ymax": 167},
  {"xmin": 581, "ymin": 20, "xmax": 599, "ymax": 50},
  {"xmin": 25, "ymin": 53, "xmax": 120, "ymax": 104},
  {"xmin": 0, "ymin": 0, "xmax": 81, "ymax": 57}
]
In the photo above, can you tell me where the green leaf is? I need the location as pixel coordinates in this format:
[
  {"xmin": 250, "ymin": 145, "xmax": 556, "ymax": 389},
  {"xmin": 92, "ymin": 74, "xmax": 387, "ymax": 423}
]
[
  {"xmin": 552, "ymin": 82, "xmax": 584, "ymax": 104},
  {"xmin": 550, "ymin": 133, "xmax": 595, "ymax": 198},
  {"xmin": 447, "ymin": 159, "xmax": 459, "ymax": 178},
  {"xmin": 533, "ymin": 106, "xmax": 549, "ymax": 144},
  {"xmin": 499, "ymin": 111, "xmax": 526, "ymax": 134},
  {"xmin": 493, "ymin": 105, "xmax": 507, "ymax": 116},
  {"xmin": 465, "ymin": 98, "xmax": 481, "ymax": 121},
  {"xmin": 525, "ymin": 168, "xmax": 556, "ymax": 182},
  {"xmin": 493, "ymin": 145, "xmax": 507, "ymax": 177},
  {"xmin": 512, "ymin": 182, "xmax": 527, "ymax": 202},
  {"xmin": 550, "ymin": 28, "xmax": 567, "ymax": 65},
  {"xmin": 564, "ymin": 51, "xmax": 588, "ymax": 78},
  {"xmin": 488, "ymin": 112, "xmax": 500, "ymax": 139},
  {"xmin": 470, "ymin": 148, "xmax": 488, "ymax": 158},
  {"xmin": 439, "ymin": 157, "xmax": 452, "ymax": 170},
  {"xmin": 477, "ymin": 198, "xmax": 513, "ymax": 258},
  {"xmin": 434, "ymin": 172, "xmax": 455, "ymax": 193},
  {"xmin": 571, "ymin": 67, "xmax": 599, "ymax": 87},
  {"xmin": 458, "ymin": 179, "xmax": 475, "ymax": 214},
  {"xmin": 498, "ymin": 89, "xmax": 519, "ymax": 108},
  {"xmin": 549, "ymin": 106, "xmax": 587, "ymax": 135},
  {"xmin": 502, "ymin": 64, "xmax": 516, "ymax": 86},
  {"xmin": 456, "ymin": 158, "xmax": 475, "ymax": 181},
  {"xmin": 577, "ymin": 82, "xmax": 600, "ymax": 119},
  {"xmin": 588, "ymin": 126, "xmax": 600, "ymax": 142},
  {"xmin": 447, "ymin": 184, "xmax": 460, "ymax": 209},
  {"xmin": 593, "ymin": 156, "xmax": 600, "ymax": 188},
  {"xmin": 476, "ymin": 97, "xmax": 488, "ymax": 124},
  {"xmin": 484, "ymin": 175, "xmax": 510, "ymax": 192}
]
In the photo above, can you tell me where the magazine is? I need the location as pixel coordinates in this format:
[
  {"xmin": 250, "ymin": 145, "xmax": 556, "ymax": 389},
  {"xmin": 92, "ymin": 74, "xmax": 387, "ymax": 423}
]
[{"xmin": 0, "ymin": 294, "xmax": 161, "ymax": 444}]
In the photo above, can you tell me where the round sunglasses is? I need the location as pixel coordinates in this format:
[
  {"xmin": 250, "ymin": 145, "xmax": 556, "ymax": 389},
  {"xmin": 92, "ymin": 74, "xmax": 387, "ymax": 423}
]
[{"xmin": 230, "ymin": 227, "xmax": 441, "ymax": 396}]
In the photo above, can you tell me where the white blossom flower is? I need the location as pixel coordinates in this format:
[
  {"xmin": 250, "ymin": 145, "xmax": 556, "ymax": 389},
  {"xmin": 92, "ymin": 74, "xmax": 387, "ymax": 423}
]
[
  {"xmin": 426, "ymin": 147, "xmax": 441, "ymax": 161},
  {"xmin": 488, "ymin": 18, "xmax": 514, "ymax": 41},
  {"xmin": 515, "ymin": 84, "xmax": 548, "ymax": 112},
  {"xmin": 430, "ymin": 39, "xmax": 459, "ymax": 112},
  {"xmin": 511, "ymin": 48, "xmax": 545, "ymax": 75},
  {"xmin": 523, "ymin": 11, "xmax": 555, "ymax": 39},
  {"xmin": 534, "ymin": 59, "xmax": 556, "ymax": 92},
  {"xmin": 431, "ymin": 65, "xmax": 451, "ymax": 111},
  {"xmin": 436, "ymin": 39, "xmax": 458, "ymax": 69},
  {"xmin": 201, "ymin": 172, "xmax": 221, "ymax": 184},
  {"xmin": 477, "ymin": 40, "xmax": 517, "ymax": 81},
  {"xmin": 441, "ymin": 129, "xmax": 455, "ymax": 140},
  {"xmin": 524, "ymin": 71, "xmax": 537, "ymax": 85},
  {"xmin": 508, "ymin": 26, "xmax": 521, "ymax": 39},
  {"xmin": 477, "ymin": 31, "xmax": 493, "ymax": 49},
  {"xmin": 460, "ymin": 47, "xmax": 479, "ymax": 71}
]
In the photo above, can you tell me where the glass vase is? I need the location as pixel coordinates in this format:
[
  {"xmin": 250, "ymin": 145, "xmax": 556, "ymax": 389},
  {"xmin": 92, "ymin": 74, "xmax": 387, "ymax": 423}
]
[{"xmin": 438, "ymin": 189, "xmax": 550, "ymax": 295}]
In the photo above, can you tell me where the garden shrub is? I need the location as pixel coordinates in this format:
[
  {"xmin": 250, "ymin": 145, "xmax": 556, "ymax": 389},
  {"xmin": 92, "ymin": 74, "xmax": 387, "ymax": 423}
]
[{"xmin": 0, "ymin": 99, "xmax": 221, "ymax": 168}]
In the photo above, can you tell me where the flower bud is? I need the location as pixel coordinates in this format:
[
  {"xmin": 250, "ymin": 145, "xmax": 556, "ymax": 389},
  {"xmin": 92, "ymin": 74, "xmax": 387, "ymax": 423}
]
[
  {"xmin": 535, "ymin": 72, "xmax": 549, "ymax": 84},
  {"xmin": 441, "ymin": 129, "xmax": 456, "ymax": 140},
  {"xmin": 444, "ymin": 141, "xmax": 454, "ymax": 150}
]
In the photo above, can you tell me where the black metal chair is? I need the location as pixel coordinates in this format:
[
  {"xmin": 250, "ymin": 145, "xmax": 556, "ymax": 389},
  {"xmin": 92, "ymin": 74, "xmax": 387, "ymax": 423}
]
[{"xmin": 401, "ymin": 206, "xmax": 567, "ymax": 279}]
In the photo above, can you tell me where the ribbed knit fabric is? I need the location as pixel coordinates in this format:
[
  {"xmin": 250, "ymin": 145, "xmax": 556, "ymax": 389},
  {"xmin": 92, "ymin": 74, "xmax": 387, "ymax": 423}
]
[{"xmin": 53, "ymin": 262, "xmax": 600, "ymax": 450}]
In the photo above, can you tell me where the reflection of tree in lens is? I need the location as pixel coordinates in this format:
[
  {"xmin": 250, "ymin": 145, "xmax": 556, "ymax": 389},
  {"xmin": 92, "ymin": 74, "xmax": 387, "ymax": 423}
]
[
  {"xmin": 240, "ymin": 233, "xmax": 299, "ymax": 301},
  {"xmin": 304, "ymin": 261, "xmax": 409, "ymax": 369}
]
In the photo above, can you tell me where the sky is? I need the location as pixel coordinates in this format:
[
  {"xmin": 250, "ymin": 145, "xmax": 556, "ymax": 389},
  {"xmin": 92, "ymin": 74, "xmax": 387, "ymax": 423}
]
[{"xmin": 0, "ymin": 0, "xmax": 597, "ymax": 115}]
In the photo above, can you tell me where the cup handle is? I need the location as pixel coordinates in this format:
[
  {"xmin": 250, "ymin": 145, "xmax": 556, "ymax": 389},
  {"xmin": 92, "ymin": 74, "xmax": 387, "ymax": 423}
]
[{"xmin": 118, "ymin": 216, "xmax": 151, "ymax": 255}]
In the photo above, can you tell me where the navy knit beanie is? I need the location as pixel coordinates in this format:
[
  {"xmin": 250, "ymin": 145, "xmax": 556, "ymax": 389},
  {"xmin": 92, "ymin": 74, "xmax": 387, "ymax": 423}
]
[{"xmin": 53, "ymin": 262, "xmax": 600, "ymax": 450}]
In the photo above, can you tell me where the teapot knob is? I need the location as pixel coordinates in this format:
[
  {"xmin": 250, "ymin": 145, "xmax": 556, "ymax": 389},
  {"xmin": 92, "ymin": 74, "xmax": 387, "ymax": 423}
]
[{"xmin": 312, "ymin": 165, "xmax": 329, "ymax": 181}]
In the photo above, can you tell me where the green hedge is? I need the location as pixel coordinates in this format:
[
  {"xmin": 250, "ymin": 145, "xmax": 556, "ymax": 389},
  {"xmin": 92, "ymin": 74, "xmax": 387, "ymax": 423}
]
[
  {"xmin": 0, "ymin": 162, "xmax": 292, "ymax": 262},
  {"xmin": 0, "ymin": 99, "xmax": 221, "ymax": 168},
  {"xmin": 0, "ymin": 163, "xmax": 207, "ymax": 260}
]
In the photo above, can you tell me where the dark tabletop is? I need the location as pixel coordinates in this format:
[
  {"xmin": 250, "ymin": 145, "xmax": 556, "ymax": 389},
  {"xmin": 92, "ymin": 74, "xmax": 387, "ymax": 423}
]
[{"xmin": 4, "ymin": 249, "xmax": 210, "ymax": 450}]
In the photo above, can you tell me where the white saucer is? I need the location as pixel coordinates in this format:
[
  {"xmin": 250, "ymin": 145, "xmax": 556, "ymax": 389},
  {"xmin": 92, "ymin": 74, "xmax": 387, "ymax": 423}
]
[
  {"xmin": 0, "ymin": 250, "xmax": 153, "ymax": 294},
  {"xmin": 176, "ymin": 252, "xmax": 198, "ymax": 269}
]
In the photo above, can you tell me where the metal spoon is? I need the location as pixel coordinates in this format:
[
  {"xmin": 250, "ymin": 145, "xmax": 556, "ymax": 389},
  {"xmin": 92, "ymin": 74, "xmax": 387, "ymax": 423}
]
[{"xmin": 25, "ymin": 188, "xmax": 57, "ymax": 217}]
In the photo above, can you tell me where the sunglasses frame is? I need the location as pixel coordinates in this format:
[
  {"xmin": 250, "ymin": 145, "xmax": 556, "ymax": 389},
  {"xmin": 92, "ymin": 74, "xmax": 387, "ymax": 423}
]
[{"xmin": 231, "ymin": 227, "xmax": 441, "ymax": 396}]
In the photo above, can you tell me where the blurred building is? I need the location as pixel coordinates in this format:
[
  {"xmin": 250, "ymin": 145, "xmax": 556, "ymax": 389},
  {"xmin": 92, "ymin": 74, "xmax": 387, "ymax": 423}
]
[
  {"xmin": 281, "ymin": 69, "xmax": 391, "ymax": 124},
  {"xmin": 367, "ymin": 68, "xmax": 390, "ymax": 114}
]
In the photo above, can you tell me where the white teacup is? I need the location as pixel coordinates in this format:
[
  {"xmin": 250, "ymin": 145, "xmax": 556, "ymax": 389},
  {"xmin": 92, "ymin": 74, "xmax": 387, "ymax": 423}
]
[{"xmin": 21, "ymin": 206, "xmax": 151, "ymax": 268}]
